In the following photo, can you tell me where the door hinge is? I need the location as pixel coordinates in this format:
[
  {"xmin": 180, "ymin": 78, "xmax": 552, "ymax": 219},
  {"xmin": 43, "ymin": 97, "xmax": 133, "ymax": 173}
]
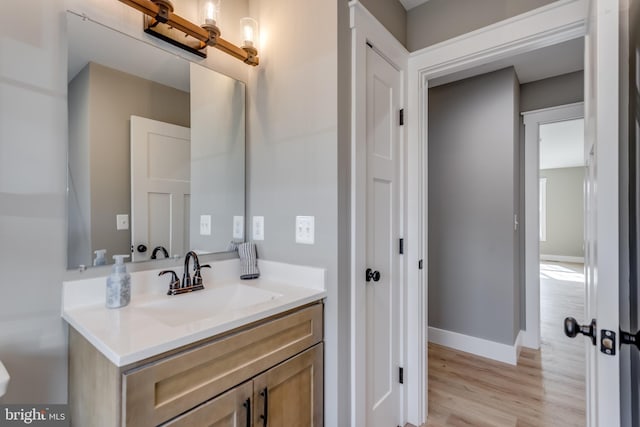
[
  {"xmin": 418, "ymin": 259, "xmax": 423, "ymax": 270},
  {"xmin": 399, "ymin": 109, "xmax": 404, "ymax": 126},
  {"xmin": 399, "ymin": 238, "xmax": 404, "ymax": 255},
  {"xmin": 399, "ymin": 367, "xmax": 404, "ymax": 384}
]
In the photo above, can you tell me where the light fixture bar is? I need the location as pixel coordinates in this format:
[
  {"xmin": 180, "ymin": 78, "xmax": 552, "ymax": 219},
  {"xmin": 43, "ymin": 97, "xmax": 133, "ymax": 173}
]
[{"xmin": 118, "ymin": 0, "xmax": 259, "ymax": 65}]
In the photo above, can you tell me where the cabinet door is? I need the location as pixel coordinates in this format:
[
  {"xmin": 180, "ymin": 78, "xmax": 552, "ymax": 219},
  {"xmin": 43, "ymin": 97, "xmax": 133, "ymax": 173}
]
[
  {"xmin": 253, "ymin": 344, "xmax": 323, "ymax": 427},
  {"xmin": 162, "ymin": 381, "xmax": 252, "ymax": 427}
]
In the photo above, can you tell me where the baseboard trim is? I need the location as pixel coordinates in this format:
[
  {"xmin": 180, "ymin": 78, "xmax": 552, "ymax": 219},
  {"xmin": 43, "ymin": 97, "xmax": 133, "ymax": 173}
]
[
  {"xmin": 428, "ymin": 327, "xmax": 523, "ymax": 365},
  {"xmin": 540, "ymin": 254, "xmax": 584, "ymax": 263},
  {"xmin": 520, "ymin": 329, "xmax": 541, "ymax": 350}
]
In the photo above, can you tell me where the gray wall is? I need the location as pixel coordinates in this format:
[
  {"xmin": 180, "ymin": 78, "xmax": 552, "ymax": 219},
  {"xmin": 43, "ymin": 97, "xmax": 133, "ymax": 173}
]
[
  {"xmin": 246, "ymin": 0, "xmax": 346, "ymax": 425},
  {"xmin": 520, "ymin": 71, "xmax": 584, "ymax": 112},
  {"xmin": 407, "ymin": 0, "xmax": 558, "ymax": 51},
  {"xmin": 428, "ymin": 67, "xmax": 521, "ymax": 345},
  {"xmin": 539, "ymin": 167, "xmax": 585, "ymax": 258},
  {"xmin": 67, "ymin": 62, "xmax": 190, "ymax": 268},
  {"xmin": 360, "ymin": 0, "xmax": 407, "ymax": 47}
]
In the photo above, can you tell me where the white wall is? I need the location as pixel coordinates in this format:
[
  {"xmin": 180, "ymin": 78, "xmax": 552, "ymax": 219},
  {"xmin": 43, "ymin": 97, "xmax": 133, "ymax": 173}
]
[
  {"xmin": 245, "ymin": 0, "xmax": 344, "ymax": 424},
  {"xmin": 539, "ymin": 167, "xmax": 585, "ymax": 258},
  {"xmin": 0, "ymin": 0, "xmax": 245, "ymax": 403}
]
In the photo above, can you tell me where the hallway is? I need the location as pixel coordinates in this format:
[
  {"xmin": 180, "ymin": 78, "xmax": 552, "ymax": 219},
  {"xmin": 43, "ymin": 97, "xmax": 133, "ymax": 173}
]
[{"xmin": 424, "ymin": 262, "xmax": 586, "ymax": 426}]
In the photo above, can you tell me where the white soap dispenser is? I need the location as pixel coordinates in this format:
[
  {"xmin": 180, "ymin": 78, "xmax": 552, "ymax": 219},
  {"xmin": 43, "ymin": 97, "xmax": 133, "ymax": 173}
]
[
  {"xmin": 106, "ymin": 255, "xmax": 131, "ymax": 309},
  {"xmin": 93, "ymin": 249, "xmax": 107, "ymax": 266}
]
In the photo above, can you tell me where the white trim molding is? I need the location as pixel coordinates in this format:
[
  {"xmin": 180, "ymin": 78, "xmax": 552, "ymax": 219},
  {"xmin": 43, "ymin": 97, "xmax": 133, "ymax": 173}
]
[
  {"xmin": 409, "ymin": 0, "xmax": 588, "ymax": 83},
  {"xmin": 349, "ymin": 2, "xmax": 413, "ymax": 426},
  {"xmin": 429, "ymin": 328, "xmax": 525, "ymax": 366},
  {"xmin": 521, "ymin": 102, "xmax": 584, "ymax": 350},
  {"xmin": 541, "ymin": 254, "xmax": 585, "ymax": 263}
]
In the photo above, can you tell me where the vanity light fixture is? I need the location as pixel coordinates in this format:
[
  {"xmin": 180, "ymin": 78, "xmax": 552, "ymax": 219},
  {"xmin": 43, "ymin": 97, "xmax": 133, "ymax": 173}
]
[{"xmin": 117, "ymin": 0, "xmax": 259, "ymax": 65}]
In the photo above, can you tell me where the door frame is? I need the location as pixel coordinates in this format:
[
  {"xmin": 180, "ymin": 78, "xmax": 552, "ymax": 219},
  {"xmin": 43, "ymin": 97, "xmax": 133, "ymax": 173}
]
[
  {"xmin": 352, "ymin": 0, "xmax": 590, "ymax": 426},
  {"xmin": 521, "ymin": 102, "xmax": 585, "ymax": 349},
  {"xmin": 349, "ymin": 2, "xmax": 410, "ymax": 426},
  {"xmin": 405, "ymin": 0, "xmax": 588, "ymax": 425}
]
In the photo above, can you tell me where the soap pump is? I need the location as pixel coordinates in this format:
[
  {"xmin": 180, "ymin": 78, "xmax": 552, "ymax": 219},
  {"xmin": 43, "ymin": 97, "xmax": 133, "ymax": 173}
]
[
  {"xmin": 93, "ymin": 249, "xmax": 107, "ymax": 266},
  {"xmin": 106, "ymin": 255, "xmax": 131, "ymax": 309}
]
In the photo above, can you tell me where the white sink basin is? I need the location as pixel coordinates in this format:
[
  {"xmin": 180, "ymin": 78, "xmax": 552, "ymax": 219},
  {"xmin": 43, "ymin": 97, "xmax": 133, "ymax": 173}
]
[
  {"xmin": 137, "ymin": 283, "xmax": 282, "ymax": 327},
  {"xmin": 0, "ymin": 360, "xmax": 9, "ymax": 398}
]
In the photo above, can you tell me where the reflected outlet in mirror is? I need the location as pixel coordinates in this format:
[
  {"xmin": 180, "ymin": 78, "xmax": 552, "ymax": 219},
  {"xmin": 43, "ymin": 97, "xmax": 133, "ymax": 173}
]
[{"xmin": 66, "ymin": 12, "xmax": 246, "ymax": 269}]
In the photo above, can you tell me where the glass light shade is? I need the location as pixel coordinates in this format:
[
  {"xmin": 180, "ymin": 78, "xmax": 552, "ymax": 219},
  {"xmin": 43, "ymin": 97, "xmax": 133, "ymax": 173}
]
[
  {"xmin": 240, "ymin": 17, "xmax": 258, "ymax": 48},
  {"xmin": 199, "ymin": 0, "xmax": 221, "ymax": 26}
]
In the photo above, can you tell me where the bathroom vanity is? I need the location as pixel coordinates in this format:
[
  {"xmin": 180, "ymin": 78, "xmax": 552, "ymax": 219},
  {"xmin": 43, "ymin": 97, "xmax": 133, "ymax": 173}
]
[{"xmin": 63, "ymin": 260, "xmax": 326, "ymax": 426}]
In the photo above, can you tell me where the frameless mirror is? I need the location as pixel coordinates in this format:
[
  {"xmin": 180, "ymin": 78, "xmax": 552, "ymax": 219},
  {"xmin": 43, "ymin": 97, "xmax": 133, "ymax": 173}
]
[{"xmin": 66, "ymin": 11, "xmax": 245, "ymax": 269}]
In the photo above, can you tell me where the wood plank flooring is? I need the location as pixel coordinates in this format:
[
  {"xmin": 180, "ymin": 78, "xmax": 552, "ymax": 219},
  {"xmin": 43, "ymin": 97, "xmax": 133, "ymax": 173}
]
[{"xmin": 421, "ymin": 262, "xmax": 586, "ymax": 427}]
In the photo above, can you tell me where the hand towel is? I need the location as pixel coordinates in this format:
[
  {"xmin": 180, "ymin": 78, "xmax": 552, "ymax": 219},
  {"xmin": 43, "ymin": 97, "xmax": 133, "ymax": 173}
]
[
  {"xmin": 226, "ymin": 240, "xmax": 241, "ymax": 252},
  {"xmin": 238, "ymin": 242, "xmax": 260, "ymax": 279}
]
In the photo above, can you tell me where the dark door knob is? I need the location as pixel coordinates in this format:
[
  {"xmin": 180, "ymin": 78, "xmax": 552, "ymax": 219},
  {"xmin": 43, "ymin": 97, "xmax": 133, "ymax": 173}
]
[
  {"xmin": 136, "ymin": 244, "xmax": 147, "ymax": 253},
  {"xmin": 564, "ymin": 317, "xmax": 596, "ymax": 345},
  {"xmin": 366, "ymin": 268, "xmax": 381, "ymax": 282}
]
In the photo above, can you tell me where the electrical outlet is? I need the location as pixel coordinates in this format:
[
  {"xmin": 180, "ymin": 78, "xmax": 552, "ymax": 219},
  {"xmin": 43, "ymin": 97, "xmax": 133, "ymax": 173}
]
[
  {"xmin": 233, "ymin": 216, "xmax": 244, "ymax": 239},
  {"xmin": 295, "ymin": 216, "xmax": 315, "ymax": 245},
  {"xmin": 252, "ymin": 216, "xmax": 264, "ymax": 240},
  {"xmin": 116, "ymin": 214, "xmax": 129, "ymax": 230},
  {"xmin": 200, "ymin": 215, "xmax": 212, "ymax": 236}
]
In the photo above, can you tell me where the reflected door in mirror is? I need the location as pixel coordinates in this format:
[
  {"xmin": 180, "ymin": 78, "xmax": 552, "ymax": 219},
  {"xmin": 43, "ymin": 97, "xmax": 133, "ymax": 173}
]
[{"xmin": 131, "ymin": 116, "xmax": 190, "ymax": 261}]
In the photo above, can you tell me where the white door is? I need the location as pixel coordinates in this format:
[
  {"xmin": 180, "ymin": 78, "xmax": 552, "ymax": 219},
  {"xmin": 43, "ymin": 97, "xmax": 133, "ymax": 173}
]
[
  {"xmin": 130, "ymin": 116, "xmax": 190, "ymax": 262},
  {"xmin": 583, "ymin": 0, "xmax": 620, "ymax": 425},
  {"xmin": 365, "ymin": 46, "xmax": 402, "ymax": 427}
]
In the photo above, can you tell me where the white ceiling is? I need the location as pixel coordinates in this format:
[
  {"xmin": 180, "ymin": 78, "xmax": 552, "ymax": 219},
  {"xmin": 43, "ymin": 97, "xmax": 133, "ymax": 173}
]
[
  {"xmin": 67, "ymin": 12, "xmax": 190, "ymax": 92},
  {"xmin": 539, "ymin": 118, "xmax": 585, "ymax": 170},
  {"xmin": 399, "ymin": 0, "xmax": 430, "ymax": 10},
  {"xmin": 429, "ymin": 37, "xmax": 584, "ymax": 88}
]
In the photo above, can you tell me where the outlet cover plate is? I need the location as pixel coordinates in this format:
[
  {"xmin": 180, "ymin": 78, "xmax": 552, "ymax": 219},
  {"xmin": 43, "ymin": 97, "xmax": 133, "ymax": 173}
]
[
  {"xmin": 116, "ymin": 214, "xmax": 129, "ymax": 231},
  {"xmin": 233, "ymin": 216, "xmax": 244, "ymax": 239},
  {"xmin": 295, "ymin": 216, "xmax": 315, "ymax": 244},
  {"xmin": 200, "ymin": 215, "xmax": 212, "ymax": 236},
  {"xmin": 252, "ymin": 216, "xmax": 264, "ymax": 240}
]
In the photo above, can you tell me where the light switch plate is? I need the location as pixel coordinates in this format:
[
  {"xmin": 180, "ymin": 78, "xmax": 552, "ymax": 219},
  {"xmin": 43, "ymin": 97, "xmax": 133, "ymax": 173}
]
[
  {"xmin": 200, "ymin": 215, "xmax": 212, "ymax": 236},
  {"xmin": 252, "ymin": 216, "xmax": 264, "ymax": 240},
  {"xmin": 116, "ymin": 214, "xmax": 129, "ymax": 230},
  {"xmin": 233, "ymin": 216, "xmax": 244, "ymax": 239},
  {"xmin": 295, "ymin": 216, "xmax": 315, "ymax": 245}
]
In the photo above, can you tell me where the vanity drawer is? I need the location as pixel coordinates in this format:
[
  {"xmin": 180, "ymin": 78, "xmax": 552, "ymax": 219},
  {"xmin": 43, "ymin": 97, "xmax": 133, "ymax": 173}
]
[{"xmin": 122, "ymin": 303, "xmax": 323, "ymax": 426}]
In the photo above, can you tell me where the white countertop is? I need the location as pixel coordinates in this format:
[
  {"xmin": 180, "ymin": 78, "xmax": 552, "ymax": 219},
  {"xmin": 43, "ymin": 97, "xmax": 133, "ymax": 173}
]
[{"xmin": 62, "ymin": 259, "xmax": 326, "ymax": 367}]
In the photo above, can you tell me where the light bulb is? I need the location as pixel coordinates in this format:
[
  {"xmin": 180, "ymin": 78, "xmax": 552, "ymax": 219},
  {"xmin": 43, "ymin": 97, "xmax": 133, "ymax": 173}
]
[
  {"xmin": 200, "ymin": 0, "xmax": 220, "ymax": 26},
  {"xmin": 240, "ymin": 17, "xmax": 258, "ymax": 49}
]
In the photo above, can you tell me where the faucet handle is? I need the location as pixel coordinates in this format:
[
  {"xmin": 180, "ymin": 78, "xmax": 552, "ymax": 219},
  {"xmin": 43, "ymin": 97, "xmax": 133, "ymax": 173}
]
[
  {"xmin": 193, "ymin": 264, "xmax": 211, "ymax": 286},
  {"xmin": 159, "ymin": 270, "xmax": 180, "ymax": 294}
]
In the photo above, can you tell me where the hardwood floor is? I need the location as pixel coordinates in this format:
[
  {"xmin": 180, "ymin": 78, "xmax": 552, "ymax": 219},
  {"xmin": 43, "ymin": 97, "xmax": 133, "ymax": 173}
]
[{"xmin": 422, "ymin": 262, "xmax": 586, "ymax": 427}]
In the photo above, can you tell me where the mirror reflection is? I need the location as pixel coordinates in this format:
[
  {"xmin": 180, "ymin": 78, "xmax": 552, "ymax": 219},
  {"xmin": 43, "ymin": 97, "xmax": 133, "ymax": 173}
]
[{"xmin": 66, "ymin": 12, "xmax": 245, "ymax": 269}]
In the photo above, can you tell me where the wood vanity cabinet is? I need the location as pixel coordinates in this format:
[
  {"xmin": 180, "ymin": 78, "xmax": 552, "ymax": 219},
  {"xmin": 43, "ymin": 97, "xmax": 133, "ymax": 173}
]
[
  {"xmin": 68, "ymin": 302, "xmax": 323, "ymax": 427},
  {"xmin": 164, "ymin": 345, "xmax": 323, "ymax": 427}
]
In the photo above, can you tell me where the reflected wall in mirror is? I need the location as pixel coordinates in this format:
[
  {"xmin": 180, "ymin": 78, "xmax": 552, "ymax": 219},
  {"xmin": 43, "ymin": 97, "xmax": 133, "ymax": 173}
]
[{"xmin": 66, "ymin": 11, "xmax": 245, "ymax": 269}]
